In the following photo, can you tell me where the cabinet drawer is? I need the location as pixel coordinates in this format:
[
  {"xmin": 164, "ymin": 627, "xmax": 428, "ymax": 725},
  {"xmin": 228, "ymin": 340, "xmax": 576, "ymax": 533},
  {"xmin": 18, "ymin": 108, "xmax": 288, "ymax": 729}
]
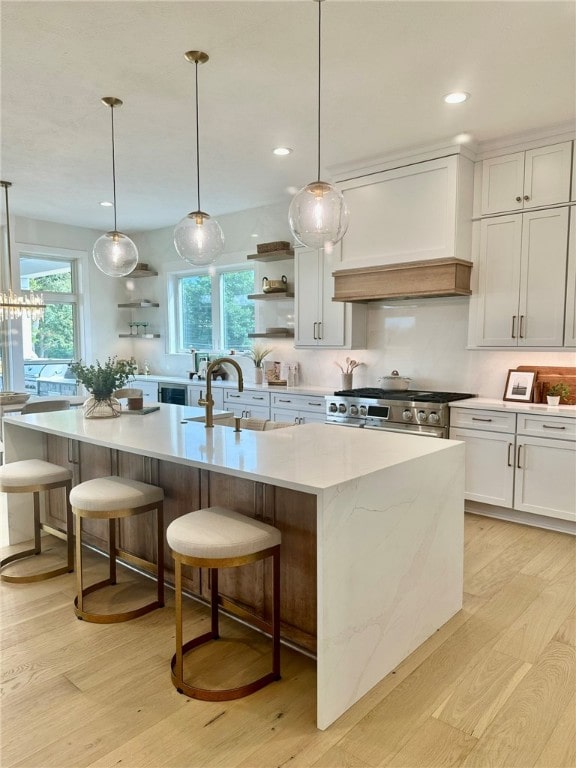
[
  {"xmin": 224, "ymin": 389, "xmax": 270, "ymax": 407},
  {"xmin": 450, "ymin": 408, "xmax": 516, "ymax": 433},
  {"xmin": 516, "ymin": 414, "xmax": 576, "ymax": 440},
  {"xmin": 271, "ymin": 393, "xmax": 325, "ymax": 412}
]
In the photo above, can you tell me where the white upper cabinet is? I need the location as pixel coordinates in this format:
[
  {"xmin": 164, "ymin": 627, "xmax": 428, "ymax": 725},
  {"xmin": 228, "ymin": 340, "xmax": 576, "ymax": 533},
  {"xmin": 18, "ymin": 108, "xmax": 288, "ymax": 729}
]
[
  {"xmin": 481, "ymin": 141, "xmax": 572, "ymax": 215},
  {"xmin": 295, "ymin": 247, "xmax": 366, "ymax": 349},
  {"xmin": 337, "ymin": 154, "xmax": 474, "ymax": 270},
  {"xmin": 564, "ymin": 209, "xmax": 576, "ymax": 347},
  {"xmin": 475, "ymin": 207, "xmax": 569, "ymax": 347}
]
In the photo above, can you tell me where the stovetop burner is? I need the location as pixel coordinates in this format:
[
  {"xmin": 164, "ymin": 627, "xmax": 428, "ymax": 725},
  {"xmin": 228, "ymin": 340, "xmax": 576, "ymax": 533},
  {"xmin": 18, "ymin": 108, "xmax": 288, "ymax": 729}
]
[{"xmin": 333, "ymin": 388, "xmax": 476, "ymax": 403}]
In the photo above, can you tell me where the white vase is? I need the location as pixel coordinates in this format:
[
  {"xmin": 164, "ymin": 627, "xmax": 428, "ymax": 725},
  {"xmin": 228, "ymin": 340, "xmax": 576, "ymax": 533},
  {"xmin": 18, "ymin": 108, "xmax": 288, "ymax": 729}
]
[
  {"xmin": 341, "ymin": 373, "xmax": 353, "ymax": 390},
  {"xmin": 254, "ymin": 367, "xmax": 263, "ymax": 385},
  {"xmin": 546, "ymin": 395, "xmax": 560, "ymax": 406},
  {"xmin": 83, "ymin": 396, "xmax": 121, "ymax": 419}
]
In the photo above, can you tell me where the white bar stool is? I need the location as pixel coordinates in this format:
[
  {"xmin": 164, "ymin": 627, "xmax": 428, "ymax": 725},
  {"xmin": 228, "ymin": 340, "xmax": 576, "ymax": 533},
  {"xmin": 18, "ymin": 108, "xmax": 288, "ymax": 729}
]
[
  {"xmin": 70, "ymin": 476, "xmax": 164, "ymax": 623},
  {"xmin": 167, "ymin": 506, "xmax": 281, "ymax": 701},
  {"xmin": 0, "ymin": 459, "xmax": 74, "ymax": 582}
]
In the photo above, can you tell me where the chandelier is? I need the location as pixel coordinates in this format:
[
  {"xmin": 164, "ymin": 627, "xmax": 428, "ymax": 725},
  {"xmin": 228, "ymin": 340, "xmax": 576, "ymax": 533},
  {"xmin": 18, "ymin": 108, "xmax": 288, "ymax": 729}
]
[{"xmin": 0, "ymin": 181, "xmax": 45, "ymax": 321}]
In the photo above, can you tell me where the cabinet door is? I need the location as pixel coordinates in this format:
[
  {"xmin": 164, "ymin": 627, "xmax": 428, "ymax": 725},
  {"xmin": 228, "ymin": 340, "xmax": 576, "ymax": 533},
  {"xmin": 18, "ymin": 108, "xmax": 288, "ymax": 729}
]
[
  {"xmin": 295, "ymin": 248, "xmax": 321, "ymax": 346},
  {"xmin": 271, "ymin": 407, "xmax": 300, "ymax": 424},
  {"xmin": 137, "ymin": 379, "xmax": 159, "ymax": 401},
  {"xmin": 518, "ymin": 207, "xmax": 568, "ymax": 346},
  {"xmin": 523, "ymin": 142, "xmax": 572, "ymax": 209},
  {"xmin": 476, "ymin": 215, "xmax": 523, "ymax": 346},
  {"xmin": 481, "ymin": 152, "xmax": 525, "ymax": 215},
  {"xmin": 299, "ymin": 411, "xmax": 327, "ymax": 424},
  {"xmin": 514, "ymin": 436, "xmax": 576, "ymax": 522},
  {"xmin": 318, "ymin": 247, "xmax": 345, "ymax": 347},
  {"xmin": 564, "ymin": 208, "xmax": 576, "ymax": 347},
  {"xmin": 450, "ymin": 427, "xmax": 515, "ymax": 507}
]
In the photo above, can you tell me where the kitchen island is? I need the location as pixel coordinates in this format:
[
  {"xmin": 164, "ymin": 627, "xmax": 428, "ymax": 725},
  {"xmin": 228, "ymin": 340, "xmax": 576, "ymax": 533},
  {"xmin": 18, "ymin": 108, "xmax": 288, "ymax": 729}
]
[{"xmin": 2, "ymin": 404, "xmax": 464, "ymax": 729}]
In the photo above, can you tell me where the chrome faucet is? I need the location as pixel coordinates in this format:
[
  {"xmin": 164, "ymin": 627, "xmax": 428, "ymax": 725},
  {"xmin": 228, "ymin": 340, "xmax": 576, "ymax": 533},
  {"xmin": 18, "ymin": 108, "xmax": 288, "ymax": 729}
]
[{"xmin": 199, "ymin": 357, "xmax": 244, "ymax": 428}]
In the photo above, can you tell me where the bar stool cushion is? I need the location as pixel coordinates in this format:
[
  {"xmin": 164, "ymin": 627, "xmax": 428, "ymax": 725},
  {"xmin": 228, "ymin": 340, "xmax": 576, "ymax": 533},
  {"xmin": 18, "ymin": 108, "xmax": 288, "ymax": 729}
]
[
  {"xmin": 167, "ymin": 506, "xmax": 281, "ymax": 560},
  {"xmin": 70, "ymin": 476, "xmax": 164, "ymax": 512},
  {"xmin": 0, "ymin": 459, "xmax": 73, "ymax": 489}
]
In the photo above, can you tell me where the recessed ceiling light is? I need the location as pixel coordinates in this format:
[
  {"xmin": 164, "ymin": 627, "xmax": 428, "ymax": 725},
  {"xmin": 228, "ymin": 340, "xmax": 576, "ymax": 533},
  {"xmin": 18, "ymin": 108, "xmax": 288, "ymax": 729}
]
[
  {"xmin": 99, "ymin": 200, "xmax": 113, "ymax": 207},
  {"xmin": 273, "ymin": 147, "xmax": 292, "ymax": 156},
  {"xmin": 286, "ymin": 186, "xmax": 299, "ymax": 195},
  {"xmin": 454, "ymin": 132, "xmax": 473, "ymax": 144},
  {"xmin": 251, "ymin": 233, "xmax": 259, "ymax": 238},
  {"xmin": 444, "ymin": 92, "xmax": 470, "ymax": 104}
]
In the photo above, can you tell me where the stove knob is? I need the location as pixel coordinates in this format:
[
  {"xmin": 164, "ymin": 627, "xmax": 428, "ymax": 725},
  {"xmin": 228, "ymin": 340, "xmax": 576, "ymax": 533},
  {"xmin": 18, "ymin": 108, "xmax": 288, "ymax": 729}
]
[
  {"xmin": 359, "ymin": 405, "xmax": 367, "ymax": 416},
  {"xmin": 349, "ymin": 405, "xmax": 359, "ymax": 416},
  {"xmin": 328, "ymin": 402, "xmax": 338, "ymax": 413},
  {"xmin": 338, "ymin": 403, "xmax": 347, "ymax": 414},
  {"xmin": 417, "ymin": 410, "xmax": 428, "ymax": 422},
  {"xmin": 402, "ymin": 409, "xmax": 413, "ymax": 421},
  {"xmin": 428, "ymin": 412, "xmax": 440, "ymax": 424}
]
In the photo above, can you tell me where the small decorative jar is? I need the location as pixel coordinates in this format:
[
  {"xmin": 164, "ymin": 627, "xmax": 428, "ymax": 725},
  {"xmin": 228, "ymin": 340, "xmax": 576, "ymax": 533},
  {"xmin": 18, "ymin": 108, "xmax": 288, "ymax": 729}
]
[
  {"xmin": 254, "ymin": 367, "xmax": 264, "ymax": 385},
  {"xmin": 341, "ymin": 373, "xmax": 353, "ymax": 390}
]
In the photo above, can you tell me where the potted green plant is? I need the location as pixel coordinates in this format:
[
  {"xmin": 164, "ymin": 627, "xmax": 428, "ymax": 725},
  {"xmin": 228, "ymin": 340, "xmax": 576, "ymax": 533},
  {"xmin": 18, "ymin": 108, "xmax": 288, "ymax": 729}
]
[
  {"xmin": 243, "ymin": 345, "xmax": 273, "ymax": 385},
  {"xmin": 69, "ymin": 356, "xmax": 136, "ymax": 418},
  {"xmin": 546, "ymin": 382, "xmax": 570, "ymax": 406}
]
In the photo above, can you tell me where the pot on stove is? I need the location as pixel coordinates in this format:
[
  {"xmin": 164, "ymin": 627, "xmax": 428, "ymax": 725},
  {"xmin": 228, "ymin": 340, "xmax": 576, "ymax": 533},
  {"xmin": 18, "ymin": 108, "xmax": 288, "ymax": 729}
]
[{"xmin": 377, "ymin": 370, "xmax": 412, "ymax": 390}]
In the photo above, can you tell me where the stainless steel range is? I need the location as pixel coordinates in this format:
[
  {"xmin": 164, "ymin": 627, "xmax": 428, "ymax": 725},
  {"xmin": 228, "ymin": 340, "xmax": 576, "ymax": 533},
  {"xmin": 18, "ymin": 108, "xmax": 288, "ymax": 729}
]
[{"xmin": 325, "ymin": 388, "xmax": 476, "ymax": 438}]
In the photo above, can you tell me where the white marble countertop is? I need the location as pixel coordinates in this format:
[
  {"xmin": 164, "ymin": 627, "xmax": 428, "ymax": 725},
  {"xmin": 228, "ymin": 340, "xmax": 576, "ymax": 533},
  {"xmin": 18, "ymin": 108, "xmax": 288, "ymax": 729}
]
[
  {"xmin": 3, "ymin": 403, "xmax": 461, "ymax": 494},
  {"xmin": 134, "ymin": 374, "xmax": 332, "ymax": 397},
  {"xmin": 450, "ymin": 397, "xmax": 576, "ymax": 417}
]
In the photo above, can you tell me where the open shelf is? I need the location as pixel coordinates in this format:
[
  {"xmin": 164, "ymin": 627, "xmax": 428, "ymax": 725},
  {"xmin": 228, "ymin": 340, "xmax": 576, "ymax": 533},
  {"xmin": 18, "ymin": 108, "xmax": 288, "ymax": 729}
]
[
  {"xmin": 247, "ymin": 292, "xmax": 294, "ymax": 301},
  {"xmin": 247, "ymin": 249, "xmax": 294, "ymax": 263},
  {"xmin": 118, "ymin": 333, "xmax": 160, "ymax": 339},
  {"xmin": 117, "ymin": 301, "xmax": 159, "ymax": 308},
  {"xmin": 129, "ymin": 267, "xmax": 158, "ymax": 278}
]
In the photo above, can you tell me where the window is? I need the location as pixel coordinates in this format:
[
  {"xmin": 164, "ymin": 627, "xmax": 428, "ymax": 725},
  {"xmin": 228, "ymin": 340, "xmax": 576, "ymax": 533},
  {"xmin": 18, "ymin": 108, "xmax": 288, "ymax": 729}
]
[
  {"xmin": 20, "ymin": 254, "xmax": 80, "ymax": 395},
  {"xmin": 173, "ymin": 266, "xmax": 255, "ymax": 353}
]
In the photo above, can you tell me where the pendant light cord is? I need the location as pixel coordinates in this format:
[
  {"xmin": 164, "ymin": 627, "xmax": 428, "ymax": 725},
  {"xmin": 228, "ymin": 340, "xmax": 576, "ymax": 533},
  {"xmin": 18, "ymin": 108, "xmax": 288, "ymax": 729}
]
[
  {"xmin": 110, "ymin": 104, "xmax": 118, "ymax": 232},
  {"xmin": 2, "ymin": 181, "xmax": 14, "ymax": 290},
  {"xmin": 317, "ymin": 0, "xmax": 322, "ymax": 182},
  {"xmin": 195, "ymin": 59, "xmax": 201, "ymax": 212}
]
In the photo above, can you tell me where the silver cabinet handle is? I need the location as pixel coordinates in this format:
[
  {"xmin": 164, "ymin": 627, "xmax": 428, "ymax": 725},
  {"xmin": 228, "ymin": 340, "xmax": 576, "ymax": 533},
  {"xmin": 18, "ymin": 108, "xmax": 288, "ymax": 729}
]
[
  {"xmin": 511, "ymin": 315, "xmax": 517, "ymax": 339},
  {"xmin": 472, "ymin": 417, "xmax": 493, "ymax": 422},
  {"xmin": 252, "ymin": 396, "xmax": 265, "ymax": 401},
  {"xmin": 308, "ymin": 402, "xmax": 322, "ymax": 407},
  {"xmin": 519, "ymin": 315, "xmax": 525, "ymax": 339},
  {"xmin": 542, "ymin": 424, "xmax": 566, "ymax": 430},
  {"xmin": 517, "ymin": 444, "xmax": 523, "ymax": 469},
  {"xmin": 507, "ymin": 443, "xmax": 513, "ymax": 467},
  {"xmin": 313, "ymin": 322, "xmax": 318, "ymax": 340},
  {"xmin": 318, "ymin": 321, "xmax": 322, "ymax": 340},
  {"xmin": 278, "ymin": 398, "xmax": 292, "ymax": 403},
  {"xmin": 229, "ymin": 394, "xmax": 241, "ymax": 398}
]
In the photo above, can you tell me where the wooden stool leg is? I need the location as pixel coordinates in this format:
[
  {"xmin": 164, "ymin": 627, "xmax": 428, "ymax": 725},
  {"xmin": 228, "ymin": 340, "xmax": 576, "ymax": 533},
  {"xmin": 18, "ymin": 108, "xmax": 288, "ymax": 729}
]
[
  {"xmin": 211, "ymin": 568, "xmax": 219, "ymax": 638},
  {"xmin": 33, "ymin": 491, "xmax": 42, "ymax": 554},
  {"xmin": 157, "ymin": 503, "xmax": 164, "ymax": 607}
]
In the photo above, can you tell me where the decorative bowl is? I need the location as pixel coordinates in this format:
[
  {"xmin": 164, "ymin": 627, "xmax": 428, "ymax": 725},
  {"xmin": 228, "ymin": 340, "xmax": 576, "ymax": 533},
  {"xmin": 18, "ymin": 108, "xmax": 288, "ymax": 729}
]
[{"xmin": 0, "ymin": 392, "xmax": 31, "ymax": 406}]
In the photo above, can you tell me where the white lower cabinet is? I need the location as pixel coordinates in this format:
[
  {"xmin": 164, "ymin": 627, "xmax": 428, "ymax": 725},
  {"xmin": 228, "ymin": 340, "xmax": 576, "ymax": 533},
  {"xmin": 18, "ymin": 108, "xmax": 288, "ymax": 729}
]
[
  {"xmin": 223, "ymin": 389, "xmax": 270, "ymax": 419},
  {"xmin": 451, "ymin": 408, "xmax": 576, "ymax": 523},
  {"xmin": 137, "ymin": 379, "xmax": 159, "ymax": 402},
  {"xmin": 270, "ymin": 393, "xmax": 327, "ymax": 424}
]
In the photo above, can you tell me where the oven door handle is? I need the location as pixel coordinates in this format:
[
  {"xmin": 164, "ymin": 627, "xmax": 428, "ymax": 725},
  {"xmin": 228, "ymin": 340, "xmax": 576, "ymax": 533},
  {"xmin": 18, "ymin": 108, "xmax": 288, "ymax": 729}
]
[{"xmin": 364, "ymin": 424, "xmax": 445, "ymax": 438}]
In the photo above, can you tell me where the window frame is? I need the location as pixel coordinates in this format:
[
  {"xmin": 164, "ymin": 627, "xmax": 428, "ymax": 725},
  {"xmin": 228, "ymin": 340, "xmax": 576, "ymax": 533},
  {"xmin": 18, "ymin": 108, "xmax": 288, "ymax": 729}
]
[{"xmin": 168, "ymin": 263, "xmax": 255, "ymax": 354}]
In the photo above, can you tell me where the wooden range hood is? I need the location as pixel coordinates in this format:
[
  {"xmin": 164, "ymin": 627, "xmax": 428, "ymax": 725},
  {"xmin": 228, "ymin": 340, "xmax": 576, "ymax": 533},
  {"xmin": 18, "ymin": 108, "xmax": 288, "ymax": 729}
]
[{"xmin": 332, "ymin": 257, "xmax": 473, "ymax": 302}]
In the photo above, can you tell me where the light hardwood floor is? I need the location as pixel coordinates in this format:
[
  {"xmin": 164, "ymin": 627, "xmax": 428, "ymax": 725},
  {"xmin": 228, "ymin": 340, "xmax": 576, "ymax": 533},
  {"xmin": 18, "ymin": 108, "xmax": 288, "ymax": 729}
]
[{"xmin": 1, "ymin": 513, "xmax": 575, "ymax": 768}]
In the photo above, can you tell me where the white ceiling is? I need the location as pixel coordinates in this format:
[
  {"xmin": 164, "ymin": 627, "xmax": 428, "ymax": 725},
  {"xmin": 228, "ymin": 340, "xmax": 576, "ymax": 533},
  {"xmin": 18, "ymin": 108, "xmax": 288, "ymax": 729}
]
[{"xmin": 1, "ymin": 0, "xmax": 575, "ymax": 233}]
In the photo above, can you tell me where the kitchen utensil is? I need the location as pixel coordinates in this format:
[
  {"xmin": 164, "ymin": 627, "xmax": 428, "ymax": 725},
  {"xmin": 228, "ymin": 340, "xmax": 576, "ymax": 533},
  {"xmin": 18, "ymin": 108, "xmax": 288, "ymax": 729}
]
[
  {"xmin": 0, "ymin": 392, "xmax": 31, "ymax": 406},
  {"xmin": 262, "ymin": 275, "xmax": 288, "ymax": 293},
  {"xmin": 377, "ymin": 370, "xmax": 412, "ymax": 390}
]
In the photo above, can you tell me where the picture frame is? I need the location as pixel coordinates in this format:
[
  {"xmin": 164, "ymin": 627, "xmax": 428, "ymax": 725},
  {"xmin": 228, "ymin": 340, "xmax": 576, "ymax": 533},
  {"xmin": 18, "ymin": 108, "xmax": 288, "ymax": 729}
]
[{"xmin": 503, "ymin": 369, "xmax": 536, "ymax": 402}]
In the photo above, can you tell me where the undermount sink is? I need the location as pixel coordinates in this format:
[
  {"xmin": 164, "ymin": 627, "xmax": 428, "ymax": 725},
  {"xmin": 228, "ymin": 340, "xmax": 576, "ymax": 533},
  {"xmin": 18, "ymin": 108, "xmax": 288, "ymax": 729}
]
[{"xmin": 183, "ymin": 415, "xmax": 295, "ymax": 431}]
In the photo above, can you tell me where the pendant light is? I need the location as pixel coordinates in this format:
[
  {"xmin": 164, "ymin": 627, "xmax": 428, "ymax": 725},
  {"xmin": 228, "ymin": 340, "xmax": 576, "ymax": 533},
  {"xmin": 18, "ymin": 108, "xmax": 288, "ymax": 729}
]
[
  {"xmin": 174, "ymin": 51, "xmax": 224, "ymax": 267},
  {"xmin": 289, "ymin": 0, "xmax": 349, "ymax": 250},
  {"xmin": 92, "ymin": 97, "xmax": 139, "ymax": 277},
  {"xmin": 0, "ymin": 180, "xmax": 46, "ymax": 321}
]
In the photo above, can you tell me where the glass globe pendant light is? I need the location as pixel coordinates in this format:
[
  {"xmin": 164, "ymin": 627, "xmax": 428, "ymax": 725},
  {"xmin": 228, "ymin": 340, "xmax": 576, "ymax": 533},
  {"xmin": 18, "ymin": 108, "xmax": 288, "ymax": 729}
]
[
  {"xmin": 92, "ymin": 97, "xmax": 138, "ymax": 277},
  {"xmin": 289, "ymin": 0, "xmax": 349, "ymax": 250},
  {"xmin": 174, "ymin": 51, "xmax": 224, "ymax": 267}
]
